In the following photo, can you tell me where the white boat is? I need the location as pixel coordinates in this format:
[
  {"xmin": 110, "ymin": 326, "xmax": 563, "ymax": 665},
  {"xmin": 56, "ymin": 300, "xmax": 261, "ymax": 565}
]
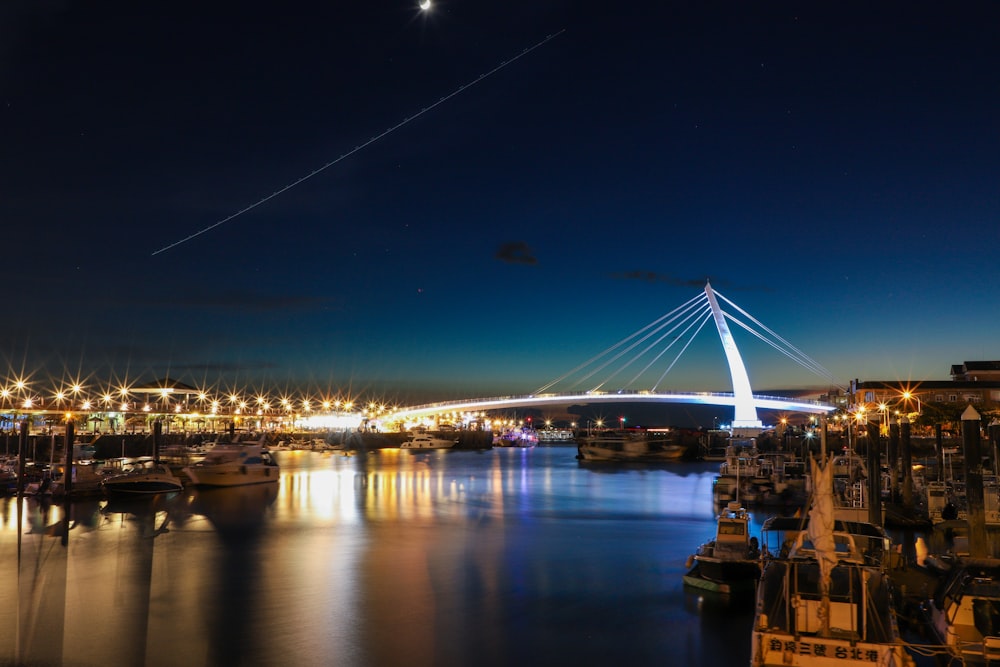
[
  {"xmin": 750, "ymin": 456, "xmax": 914, "ymax": 667},
  {"xmin": 401, "ymin": 434, "xmax": 458, "ymax": 449},
  {"xmin": 494, "ymin": 427, "xmax": 539, "ymax": 447},
  {"xmin": 576, "ymin": 432, "xmax": 685, "ymax": 462},
  {"xmin": 183, "ymin": 443, "xmax": 279, "ymax": 486},
  {"xmin": 683, "ymin": 500, "xmax": 761, "ymax": 594},
  {"xmin": 923, "ymin": 558, "xmax": 1000, "ymax": 663},
  {"xmin": 101, "ymin": 460, "xmax": 184, "ymax": 496}
]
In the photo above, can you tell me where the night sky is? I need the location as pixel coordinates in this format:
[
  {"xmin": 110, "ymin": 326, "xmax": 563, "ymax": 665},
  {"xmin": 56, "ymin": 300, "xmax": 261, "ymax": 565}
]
[{"xmin": 3, "ymin": 1, "xmax": 1000, "ymax": 405}]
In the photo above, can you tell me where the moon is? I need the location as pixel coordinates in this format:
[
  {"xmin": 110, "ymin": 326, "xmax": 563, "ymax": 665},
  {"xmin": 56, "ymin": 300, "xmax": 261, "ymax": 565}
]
[{"xmin": 419, "ymin": 0, "xmax": 431, "ymax": 10}]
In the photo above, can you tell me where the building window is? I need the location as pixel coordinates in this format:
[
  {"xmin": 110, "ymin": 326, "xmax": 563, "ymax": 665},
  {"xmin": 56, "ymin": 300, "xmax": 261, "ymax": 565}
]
[
  {"xmin": 949, "ymin": 395, "xmax": 958, "ymax": 402},
  {"xmin": 864, "ymin": 391, "xmax": 875, "ymax": 403},
  {"xmin": 935, "ymin": 395, "xmax": 945, "ymax": 402}
]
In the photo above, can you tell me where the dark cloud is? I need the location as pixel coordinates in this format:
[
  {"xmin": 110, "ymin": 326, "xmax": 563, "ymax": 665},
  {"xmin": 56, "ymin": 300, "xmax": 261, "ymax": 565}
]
[{"xmin": 494, "ymin": 241, "xmax": 537, "ymax": 266}]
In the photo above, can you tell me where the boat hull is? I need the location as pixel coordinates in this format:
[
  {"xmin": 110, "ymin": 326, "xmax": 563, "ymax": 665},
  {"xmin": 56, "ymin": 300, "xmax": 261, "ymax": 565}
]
[
  {"xmin": 751, "ymin": 629, "xmax": 912, "ymax": 666},
  {"xmin": 185, "ymin": 464, "xmax": 279, "ymax": 487},
  {"xmin": 102, "ymin": 464, "xmax": 184, "ymax": 496},
  {"xmin": 401, "ymin": 437, "xmax": 457, "ymax": 449},
  {"xmin": 577, "ymin": 439, "xmax": 685, "ymax": 462},
  {"xmin": 102, "ymin": 479, "xmax": 183, "ymax": 495},
  {"xmin": 684, "ymin": 558, "xmax": 760, "ymax": 594}
]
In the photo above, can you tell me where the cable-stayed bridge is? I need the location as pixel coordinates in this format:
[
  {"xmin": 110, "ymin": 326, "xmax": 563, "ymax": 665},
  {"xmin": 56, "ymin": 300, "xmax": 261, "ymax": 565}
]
[{"xmin": 394, "ymin": 282, "xmax": 841, "ymax": 426}]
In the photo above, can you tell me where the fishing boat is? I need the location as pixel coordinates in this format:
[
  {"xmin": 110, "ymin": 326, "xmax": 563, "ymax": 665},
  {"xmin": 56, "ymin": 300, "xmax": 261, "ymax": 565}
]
[
  {"xmin": 750, "ymin": 456, "xmax": 914, "ymax": 667},
  {"xmin": 101, "ymin": 460, "xmax": 184, "ymax": 496},
  {"xmin": 183, "ymin": 443, "xmax": 279, "ymax": 486},
  {"xmin": 400, "ymin": 433, "xmax": 458, "ymax": 450},
  {"xmin": 494, "ymin": 427, "xmax": 538, "ymax": 447},
  {"xmin": 923, "ymin": 558, "xmax": 1000, "ymax": 663},
  {"xmin": 683, "ymin": 500, "xmax": 761, "ymax": 594},
  {"xmin": 576, "ymin": 432, "xmax": 685, "ymax": 462}
]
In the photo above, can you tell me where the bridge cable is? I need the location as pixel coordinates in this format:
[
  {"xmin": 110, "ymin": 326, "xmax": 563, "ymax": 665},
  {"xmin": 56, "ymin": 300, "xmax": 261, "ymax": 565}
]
[
  {"xmin": 626, "ymin": 303, "xmax": 713, "ymax": 388},
  {"xmin": 652, "ymin": 310, "xmax": 715, "ymax": 391},
  {"xmin": 712, "ymin": 289, "xmax": 844, "ymax": 389},
  {"xmin": 722, "ymin": 311, "xmax": 842, "ymax": 387},
  {"xmin": 595, "ymin": 303, "xmax": 711, "ymax": 390},
  {"xmin": 723, "ymin": 313, "xmax": 838, "ymax": 383},
  {"xmin": 586, "ymin": 296, "xmax": 710, "ymax": 391},
  {"xmin": 533, "ymin": 292, "xmax": 707, "ymax": 394}
]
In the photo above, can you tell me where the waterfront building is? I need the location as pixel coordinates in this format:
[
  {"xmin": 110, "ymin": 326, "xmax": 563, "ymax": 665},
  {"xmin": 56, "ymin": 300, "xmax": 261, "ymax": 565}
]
[{"xmin": 849, "ymin": 361, "xmax": 1000, "ymax": 433}]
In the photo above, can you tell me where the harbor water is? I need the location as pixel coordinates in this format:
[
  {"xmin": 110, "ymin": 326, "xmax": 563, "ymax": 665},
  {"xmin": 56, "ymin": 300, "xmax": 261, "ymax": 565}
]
[{"xmin": 1, "ymin": 447, "xmax": 784, "ymax": 666}]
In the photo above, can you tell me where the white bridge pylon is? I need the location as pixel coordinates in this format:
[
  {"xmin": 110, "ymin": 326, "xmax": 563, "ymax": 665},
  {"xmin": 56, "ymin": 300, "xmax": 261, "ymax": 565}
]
[
  {"xmin": 394, "ymin": 282, "xmax": 841, "ymax": 424},
  {"xmin": 704, "ymin": 281, "xmax": 761, "ymax": 428}
]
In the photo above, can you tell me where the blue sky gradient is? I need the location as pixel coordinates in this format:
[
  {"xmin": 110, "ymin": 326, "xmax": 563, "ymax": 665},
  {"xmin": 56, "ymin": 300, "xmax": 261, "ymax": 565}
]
[{"xmin": 3, "ymin": 1, "xmax": 999, "ymax": 403}]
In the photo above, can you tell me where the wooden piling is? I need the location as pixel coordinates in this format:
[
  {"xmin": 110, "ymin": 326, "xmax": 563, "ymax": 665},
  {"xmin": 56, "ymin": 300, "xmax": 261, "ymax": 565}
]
[
  {"xmin": 888, "ymin": 419, "xmax": 900, "ymax": 502},
  {"xmin": 900, "ymin": 416, "xmax": 913, "ymax": 508},
  {"xmin": 962, "ymin": 404, "xmax": 988, "ymax": 558},
  {"xmin": 935, "ymin": 423, "xmax": 944, "ymax": 481},
  {"xmin": 866, "ymin": 422, "xmax": 882, "ymax": 526},
  {"xmin": 17, "ymin": 421, "xmax": 28, "ymax": 496},
  {"xmin": 63, "ymin": 422, "xmax": 74, "ymax": 497},
  {"xmin": 153, "ymin": 420, "xmax": 162, "ymax": 460}
]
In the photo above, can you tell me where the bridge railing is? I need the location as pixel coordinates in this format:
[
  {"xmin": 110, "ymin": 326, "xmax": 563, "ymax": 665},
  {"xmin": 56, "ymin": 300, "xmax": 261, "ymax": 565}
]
[{"xmin": 398, "ymin": 389, "xmax": 835, "ymax": 414}]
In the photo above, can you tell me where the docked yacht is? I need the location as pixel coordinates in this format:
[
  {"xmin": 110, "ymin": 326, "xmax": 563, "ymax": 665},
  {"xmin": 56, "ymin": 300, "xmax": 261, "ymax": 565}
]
[
  {"xmin": 101, "ymin": 460, "xmax": 184, "ymax": 496},
  {"xmin": 683, "ymin": 501, "xmax": 761, "ymax": 594},
  {"xmin": 750, "ymin": 456, "xmax": 913, "ymax": 667},
  {"xmin": 183, "ymin": 443, "xmax": 279, "ymax": 486},
  {"xmin": 400, "ymin": 434, "xmax": 458, "ymax": 450}
]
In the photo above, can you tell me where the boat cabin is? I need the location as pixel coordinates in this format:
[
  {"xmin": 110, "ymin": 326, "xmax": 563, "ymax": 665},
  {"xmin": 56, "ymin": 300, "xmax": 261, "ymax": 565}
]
[
  {"xmin": 760, "ymin": 516, "xmax": 891, "ymax": 570},
  {"xmin": 713, "ymin": 501, "xmax": 754, "ymax": 558}
]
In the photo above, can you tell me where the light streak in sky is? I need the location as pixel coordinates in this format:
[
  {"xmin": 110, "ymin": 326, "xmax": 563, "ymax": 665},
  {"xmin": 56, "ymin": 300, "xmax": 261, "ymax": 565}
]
[{"xmin": 152, "ymin": 29, "xmax": 566, "ymax": 256}]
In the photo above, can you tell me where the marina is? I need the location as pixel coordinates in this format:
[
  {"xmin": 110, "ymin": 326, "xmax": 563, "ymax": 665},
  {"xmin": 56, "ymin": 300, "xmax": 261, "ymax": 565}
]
[
  {"xmin": 1, "ymin": 446, "xmax": 735, "ymax": 667},
  {"xmin": 3, "ymin": 1, "xmax": 996, "ymax": 663},
  {"xmin": 1, "ymin": 439, "xmax": 993, "ymax": 667}
]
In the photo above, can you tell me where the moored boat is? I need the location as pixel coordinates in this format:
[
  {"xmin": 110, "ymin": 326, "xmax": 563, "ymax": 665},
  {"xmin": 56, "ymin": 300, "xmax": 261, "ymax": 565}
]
[
  {"xmin": 101, "ymin": 460, "xmax": 184, "ymax": 496},
  {"xmin": 750, "ymin": 456, "xmax": 914, "ymax": 667},
  {"xmin": 683, "ymin": 500, "xmax": 761, "ymax": 594},
  {"xmin": 400, "ymin": 433, "xmax": 458, "ymax": 449},
  {"xmin": 494, "ymin": 427, "xmax": 538, "ymax": 447},
  {"xmin": 576, "ymin": 432, "xmax": 685, "ymax": 462},
  {"xmin": 183, "ymin": 443, "xmax": 279, "ymax": 486},
  {"xmin": 923, "ymin": 558, "xmax": 1000, "ymax": 664}
]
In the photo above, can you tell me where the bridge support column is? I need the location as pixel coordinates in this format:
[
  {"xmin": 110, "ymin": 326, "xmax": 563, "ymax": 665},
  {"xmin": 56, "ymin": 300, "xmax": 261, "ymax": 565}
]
[{"xmin": 705, "ymin": 282, "xmax": 762, "ymax": 429}]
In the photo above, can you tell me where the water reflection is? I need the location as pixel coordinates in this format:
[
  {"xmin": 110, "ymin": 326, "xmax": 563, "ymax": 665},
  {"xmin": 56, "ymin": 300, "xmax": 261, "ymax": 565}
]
[
  {"xmin": 0, "ymin": 450, "xmax": 788, "ymax": 666},
  {"xmin": 191, "ymin": 485, "xmax": 278, "ymax": 665}
]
